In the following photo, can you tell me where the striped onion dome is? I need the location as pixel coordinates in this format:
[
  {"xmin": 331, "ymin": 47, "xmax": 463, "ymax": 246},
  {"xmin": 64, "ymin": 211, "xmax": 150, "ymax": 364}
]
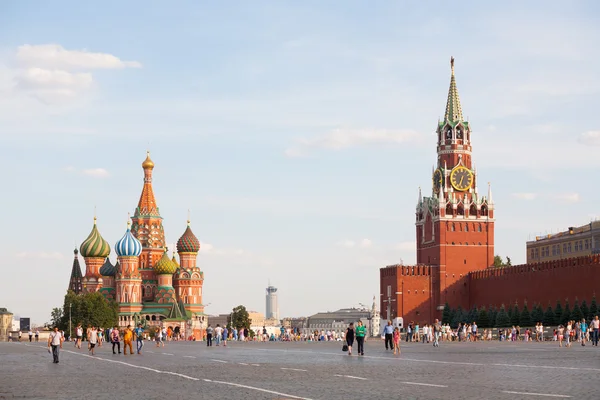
[
  {"xmin": 99, "ymin": 258, "xmax": 116, "ymax": 277},
  {"xmin": 176, "ymin": 221, "xmax": 200, "ymax": 253},
  {"xmin": 154, "ymin": 249, "xmax": 177, "ymax": 275},
  {"xmin": 115, "ymin": 221, "xmax": 142, "ymax": 257},
  {"xmin": 80, "ymin": 217, "xmax": 111, "ymax": 258}
]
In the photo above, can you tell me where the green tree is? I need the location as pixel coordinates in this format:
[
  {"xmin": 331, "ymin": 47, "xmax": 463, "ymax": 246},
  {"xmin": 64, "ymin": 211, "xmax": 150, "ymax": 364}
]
[
  {"xmin": 554, "ymin": 300, "xmax": 563, "ymax": 324},
  {"xmin": 467, "ymin": 306, "xmax": 478, "ymax": 323},
  {"xmin": 580, "ymin": 300, "xmax": 589, "ymax": 321},
  {"xmin": 536, "ymin": 304, "xmax": 544, "ymax": 323},
  {"xmin": 50, "ymin": 307, "xmax": 63, "ymax": 328},
  {"xmin": 57, "ymin": 290, "xmax": 118, "ymax": 338},
  {"xmin": 571, "ymin": 300, "xmax": 584, "ymax": 322},
  {"xmin": 495, "ymin": 304, "xmax": 510, "ymax": 328},
  {"xmin": 520, "ymin": 304, "xmax": 532, "ymax": 327},
  {"xmin": 530, "ymin": 304, "xmax": 541, "ymax": 324},
  {"xmin": 451, "ymin": 306, "xmax": 464, "ymax": 328},
  {"xmin": 543, "ymin": 305, "xmax": 555, "ymax": 326},
  {"xmin": 511, "ymin": 304, "xmax": 520, "ymax": 326},
  {"xmin": 493, "ymin": 255, "xmax": 504, "ymax": 268},
  {"xmin": 230, "ymin": 305, "xmax": 251, "ymax": 330},
  {"xmin": 477, "ymin": 307, "xmax": 490, "ymax": 328},
  {"xmin": 589, "ymin": 295, "xmax": 598, "ymax": 320},
  {"xmin": 442, "ymin": 303, "xmax": 451, "ymax": 325},
  {"xmin": 561, "ymin": 300, "xmax": 571, "ymax": 325},
  {"xmin": 488, "ymin": 305, "xmax": 497, "ymax": 327}
]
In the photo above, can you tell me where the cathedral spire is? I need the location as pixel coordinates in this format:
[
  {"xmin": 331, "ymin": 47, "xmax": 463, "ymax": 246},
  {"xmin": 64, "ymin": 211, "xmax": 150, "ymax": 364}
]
[
  {"xmin": 69, "ymin": 248, "xmax": 83, "ymax": 294},
  {"xmin": 135, "ymin": 151, "xmax": 160, "ymax": 217},
  {"xmin": 444, "ymin": 57, "xmax": 464, "ymax": 124}
]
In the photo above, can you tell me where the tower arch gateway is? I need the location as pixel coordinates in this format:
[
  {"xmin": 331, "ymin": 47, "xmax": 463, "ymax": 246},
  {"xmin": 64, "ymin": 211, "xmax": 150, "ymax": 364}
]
[{"xmin": 407, "ymin": 57, "xmax": 495, "ymax": 322}]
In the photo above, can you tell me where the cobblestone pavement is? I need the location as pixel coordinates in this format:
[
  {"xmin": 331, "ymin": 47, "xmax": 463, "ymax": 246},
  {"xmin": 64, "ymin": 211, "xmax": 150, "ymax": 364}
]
[{"xmin": 1, "ymin": 339, "xmax": 599, "ymax": 399}]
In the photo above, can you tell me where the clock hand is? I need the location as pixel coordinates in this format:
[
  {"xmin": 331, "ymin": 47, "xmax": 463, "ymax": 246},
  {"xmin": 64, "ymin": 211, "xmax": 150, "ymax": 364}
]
[{"xmin": 459, "ymin": 176, "xmax": 464, "ymax": 186}]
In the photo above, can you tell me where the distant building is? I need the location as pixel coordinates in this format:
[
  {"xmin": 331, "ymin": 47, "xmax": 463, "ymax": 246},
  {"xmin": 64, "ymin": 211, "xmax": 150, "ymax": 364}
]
[
  {"xmin": 304, "ymin": 307, "xmax": 378, "ymax": 337},
  {"xmin": 0, "ymin": 308, "xmax": 13, "ymax": 341},
  {"xmin": 265, "ymin": 285, "xmax": 279, "ymax": 321},
  {"xmin": 526, "ymin": 221, "xmax": 600, "ymax": 263},
  {"xmin": 207, "ymin": 314, "xmax": 229, "ymax": 328}
]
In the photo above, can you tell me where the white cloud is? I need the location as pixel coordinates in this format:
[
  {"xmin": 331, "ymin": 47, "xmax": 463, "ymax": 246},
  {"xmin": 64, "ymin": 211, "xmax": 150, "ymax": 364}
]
[
  {"xmin": 393, "ymin": 241, "xmax": 416, "ymax": 251},
  {"xmin": 337, "ymin": 240, "xmax": 356, "ymax": 248},
  {"xmin": 64, "ymin": 166, "xmax": 110, "ymax": 178},
  {"xmin": 6, "ymin": 44, "xmax": 140, "ymax": 104},
  {"xmin": 82, "ymin": 168, "xmax": 110, "ymax": 178},
  {"xmin": 337, "ymin": 238, "xmax": 373, "ymax": 248},
  {"xmin": 15, "ymin": 44, "xmax": 142, "ymax": 70},
  {"xmin": 285, "ymin": 128, "xmax": 420, "ymax": 157},
  {"xmin": 511, "ymin": 193, "xmax": 538, "ymax": 200},
  {"xmin": 554, "ymin": 193, "xmax": 581, "ymax": 203},
  {"xmin": 15, "ymin": 251, "xmax": 64, "ymax": 260},
  {"xmin": 359, "ymin": 238, "xmax": 372, "ymax": 248},
  {"xmin": 578, "ymin": 131, "xmax": 600, "ymax": 146}
]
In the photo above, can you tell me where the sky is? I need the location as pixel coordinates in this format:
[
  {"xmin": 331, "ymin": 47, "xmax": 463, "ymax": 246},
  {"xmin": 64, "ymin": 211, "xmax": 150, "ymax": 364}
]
[{"xmin": 1, "ymin": 1, "xmax": 599, "ymax": 325}]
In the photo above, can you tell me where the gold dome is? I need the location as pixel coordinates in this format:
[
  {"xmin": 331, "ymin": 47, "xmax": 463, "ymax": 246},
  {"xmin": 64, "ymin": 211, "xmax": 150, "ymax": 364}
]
[{"xmin": 142, "ymin": 151, "xmax": 154, "ymax": 169}]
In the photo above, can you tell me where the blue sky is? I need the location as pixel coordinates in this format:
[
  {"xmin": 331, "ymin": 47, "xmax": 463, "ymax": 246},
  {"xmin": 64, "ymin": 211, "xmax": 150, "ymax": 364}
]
[{"xmin": 1, "ymin": 1, "xmax": 599, "ymax": 324}]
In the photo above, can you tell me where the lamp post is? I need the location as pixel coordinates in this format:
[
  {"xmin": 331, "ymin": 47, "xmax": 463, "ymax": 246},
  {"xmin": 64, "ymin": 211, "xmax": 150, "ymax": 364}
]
[{"xmin": 69, "ymin": 303, "xmax": 72, "ymax": 341}]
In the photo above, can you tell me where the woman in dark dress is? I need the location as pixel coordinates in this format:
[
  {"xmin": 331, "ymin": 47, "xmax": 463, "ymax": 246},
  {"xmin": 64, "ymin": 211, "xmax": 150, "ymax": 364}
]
[{"xmin": 346, "ymin": 322, "xmax": 355, "ymax": 356}]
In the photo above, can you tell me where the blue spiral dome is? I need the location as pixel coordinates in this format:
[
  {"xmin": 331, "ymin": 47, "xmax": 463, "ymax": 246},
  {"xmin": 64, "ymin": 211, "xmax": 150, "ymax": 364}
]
[{"xmin": 115, "ymin": 222, "xmax": 142, "ymax": 257}]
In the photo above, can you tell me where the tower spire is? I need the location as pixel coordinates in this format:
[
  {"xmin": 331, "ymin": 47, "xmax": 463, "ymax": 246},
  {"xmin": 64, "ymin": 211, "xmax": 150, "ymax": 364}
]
[
  {"xmin": 444, "ymin": 56, "xmax": 463, "ymax": 124},
  {"xmin": 135, "ymin": 152, "xmax": 160, "ymax": 217},
  {"xmin": 488, "ymin": 181, "xmax": 494, "ymax": 205},
  {"xmin": 68, "ymin": 248, "xmax": 83, "ymax": 294}
]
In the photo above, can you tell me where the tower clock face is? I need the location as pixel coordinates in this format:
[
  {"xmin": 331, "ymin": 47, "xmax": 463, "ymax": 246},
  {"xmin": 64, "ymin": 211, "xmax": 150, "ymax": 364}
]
[
  {"xmin": 450, "ymin": 166, "xmax": 473, "ymax": 191},
  {"xmin": 432, "ymin": 169, "xmax": 443, "ymax": 193}
]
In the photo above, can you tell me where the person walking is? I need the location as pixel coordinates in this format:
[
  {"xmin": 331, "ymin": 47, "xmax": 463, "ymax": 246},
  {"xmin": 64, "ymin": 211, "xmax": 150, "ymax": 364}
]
[
  {"xmin": 134, "ymin": 324, "xmax": 144, "ymax": 354},
  {"xmin": 75, "ymin": 324, "xmax": 83, "ymax": 349},
  {"xmin": 123, "ymin": 325, "xmax": 134, "ymax": 355},
  {"xmin": 206, "ymin": 324, "xmax": 214, "ymax": 347},
  {"xmin": 592, "ymin": 316, "xmax": 600, "ymax": 346},
  {"xmin": 345, "ymin": 322, "xmax": 355, "ymax": 356},
  {"xmin": 433, "ymin": 319, "xmax": 441, "ymax": 347},
  {"xmin": 88, "ymin": 327, "xmax": 98, "ymax": 355},
  {"xmin": 47, "ymin": 326, "xmax": 63, "ymax": 364},
  {"xmin": 214, "ymin": 324, "xmax": 222, "ymax": 346},
  {"xmin": 28, "ymin": 329, "xmax": 33, "ymax": 342},
  {"xmin": 111, "ymin": 326, "xmax": 121, "ymax": 354},
  {"xmin": 35, "ymin": 329, "xmax": 39, "ymax": 342},
  {"xmin": 355, "ymin": 321, "xmax": 366, "ymax": 356},
  {"xmin": 222, "ymin": 326, "xmax": 228, "ymax": 347},
  {"xmin": 382, "ymin": 320, "xmax": 394, "ymax": 350},
  {"xmin": 393, "ymin": 327, "xmax": 401, "ymax": 355}
]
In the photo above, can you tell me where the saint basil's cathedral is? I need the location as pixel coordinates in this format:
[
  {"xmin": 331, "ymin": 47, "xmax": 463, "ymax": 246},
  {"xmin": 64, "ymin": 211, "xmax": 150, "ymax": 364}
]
[{"xmin": 68, "ymin": 153, "xmax": 206, "ymax": 338}]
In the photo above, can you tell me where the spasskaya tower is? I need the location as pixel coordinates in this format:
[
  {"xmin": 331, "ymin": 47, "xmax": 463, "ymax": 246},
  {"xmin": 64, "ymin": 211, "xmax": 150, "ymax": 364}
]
[{"xmin": 415, "ymin": 57, "xmax": 495, "ymax": 314}]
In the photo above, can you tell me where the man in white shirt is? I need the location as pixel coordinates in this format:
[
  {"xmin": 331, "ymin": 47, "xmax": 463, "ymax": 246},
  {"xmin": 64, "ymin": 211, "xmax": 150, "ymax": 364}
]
[
  {"xmin": 47, "ymin": 327, "xmax": 64, "ymax": 364},
  {"xmin": 88, "ymin": 327, "xmax": 98, "ymax": 355}
]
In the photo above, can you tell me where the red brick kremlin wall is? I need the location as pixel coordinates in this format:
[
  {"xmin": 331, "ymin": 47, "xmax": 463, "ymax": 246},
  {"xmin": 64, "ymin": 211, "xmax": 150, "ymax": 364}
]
[
  {"xmin": 469, "ymin": 255, "xmax": 600, "ymax": 309},
  {"xmin": 381, "ymin": 255, "xmax": 600, "ymax": 325}
]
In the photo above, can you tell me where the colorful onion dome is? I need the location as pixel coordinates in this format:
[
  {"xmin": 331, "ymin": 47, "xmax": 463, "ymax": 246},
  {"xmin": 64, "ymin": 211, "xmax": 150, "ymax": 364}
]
[
  {"xmin": 142, "ymin": 151, "xmax": 155, "ymax": 169},
  {"xmin": 115, "ymin": 221, "xmax": 142, "ymax": 257},
  {"xmin": 80, "ymin": 217, "xmax": 111, "ymax": 258},
  {"xmin": 99, "ymin": 258, "xmax": 116, "ymax": 277},
  {"xmin": 171, "ymin": 252, "xmax": 179, "ymax": 267},
  {"xmin": 176, "ymin": 221, "xmax": 200, "ymax": 253},
  {"xmin": 154, "ymin": 249, "xmax": 177, "ymax": 275}
]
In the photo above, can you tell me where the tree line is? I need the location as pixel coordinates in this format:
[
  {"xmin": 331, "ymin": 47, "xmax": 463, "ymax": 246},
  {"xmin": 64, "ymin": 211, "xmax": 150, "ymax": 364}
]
[
  {"xmin": 50, "ymin": 290, "xmax": 118, "ymax": 336},
  {"xmin": 442, "ymin": 296, "xmax": 598, "ymax": 329}
]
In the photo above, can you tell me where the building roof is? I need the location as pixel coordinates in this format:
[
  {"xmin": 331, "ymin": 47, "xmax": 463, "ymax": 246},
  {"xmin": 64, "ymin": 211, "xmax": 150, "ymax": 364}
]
[
  {"xmin": 443, "ymin": 57, "xmax": 464, "ymax": 126},
  {"xmin": 177, "ymin": 222, "xmax": 200, "ymax": 253},
  {"xmin": 308, "ymin": 308, "xmax": 371, "ymax": 322},
  {"xmin": 115, "ymin": 221, "xmax": 142, "ymax": 257},
  {"xmin": 0, "ymin": 308, "xmax": 12, "ymax": 315},
  {"xmin": 135, "ymin": 152, "xmax": 161, "ymax": 218},
  {"xmin": 80, "ymin": 217, "xmax": 111, "ymax": 258},
  {"xmin": 69, "ymin": 248, "xmax": 83, "ymax": 283},
  {"xmin": 527, "ymin": 220, "xmax": 600, "ymax": 245}
]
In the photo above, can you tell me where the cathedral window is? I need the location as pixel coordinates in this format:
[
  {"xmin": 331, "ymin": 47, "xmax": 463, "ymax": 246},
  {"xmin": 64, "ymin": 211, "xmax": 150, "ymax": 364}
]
[
  {"xmin": 478, "ymin": 224, "xmax": 482, "ymax": 232},
  {"xmin": 451, "ymin": 223, "xmax": 455, "ymax": 232},
  {"xmin": 465, "ymin": 224, "xmax": 469, "ymax": 232},
  {"xmin": 456, "ymin": 129, "xmax": 463, "ymax": 139},
  {"xmin": 446, "ymin": 129, "xmax": 452, "ymax": 140}
]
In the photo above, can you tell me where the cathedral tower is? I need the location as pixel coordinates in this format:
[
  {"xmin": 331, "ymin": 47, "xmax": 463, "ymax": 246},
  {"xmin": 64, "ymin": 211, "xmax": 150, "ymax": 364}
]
[
  {"xmin": 68, "ymin": 248, "xmax": 83, "ymax": 294},
  {"xmin": 415, "ymin": 57, "xmax": 495, "ymax": 314},
  {"xmin": 130, "ymin": 152, "xmax": 166, "ymax": 301},
  {"xmin": 80, "ymin": 217, "xmax": 111, "ymax": 293},
  {"xmin": 115, "ymin": 220, "xmax": 143, "ymax": 324},
  {"xmin": 174, "ymin": 219, "xmax": 204, "ymax": 315},
  {"xmin": 154, "ymin": 249, "xmax": 177, "ymax": 304}
]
